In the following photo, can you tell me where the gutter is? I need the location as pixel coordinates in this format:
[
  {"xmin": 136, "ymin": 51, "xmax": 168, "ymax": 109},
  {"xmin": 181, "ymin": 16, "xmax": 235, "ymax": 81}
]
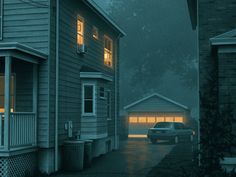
[
  {"xmin": 114, "ymin": 34, "xmax": 121, "ymax": 149},
  {"xmin": 55, "ymin": 0, "xmax": 60, "ymax": 172}
]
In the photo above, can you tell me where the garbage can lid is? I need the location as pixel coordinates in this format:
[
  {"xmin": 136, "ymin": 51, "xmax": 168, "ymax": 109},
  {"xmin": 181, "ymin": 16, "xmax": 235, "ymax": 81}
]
[{"xmin": 64, "ymin": 140, "xmax": 84, "ymax": 144}]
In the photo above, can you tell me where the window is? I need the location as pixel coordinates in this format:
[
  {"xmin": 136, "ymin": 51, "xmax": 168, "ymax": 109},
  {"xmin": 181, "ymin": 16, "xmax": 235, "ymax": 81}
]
[
  {"xmin": 107, "ymin": 91, "xmax": 111, "ymax": 120},
  {"xmin": 174, "ymin": 116, "xmax": 184, "ymax": 122},
  {"xmin": 129, "ymin": 116, "xmax": 138, "ymax": 123},
  {"xmin": 104, "ymin": 36, "xmax": 113, "ymax": 67},
  {"xmin": 0, "ymin": 0, "xmax": 3, "ymax": 40},
  {"xmin": 82, "ymin": 84, "xmax": 95, "ymax": 115},
  {"xmin": 99, "ymin": 87, "xmax": 105, "ymax": 98},
  {"xmin": 0, "ymin": 75, "xmax": 15, "ymax": 112},
  {"xmin": 77, "ymin": 16, "xmax": 84, "ymax": 45},
  {"xmin": 92, "ymin": 26, "xmax": 98, "ymax": 39}
]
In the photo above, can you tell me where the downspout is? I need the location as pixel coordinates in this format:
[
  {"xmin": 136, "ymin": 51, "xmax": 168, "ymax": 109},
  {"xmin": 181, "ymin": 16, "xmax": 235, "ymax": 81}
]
[
  {"xmin": 55, "ymin": 0, "xmax": 60, "ymax": 172},
  {"xmin": 114, "ymin": 34, "xmax": 121, "ymax": 149}
]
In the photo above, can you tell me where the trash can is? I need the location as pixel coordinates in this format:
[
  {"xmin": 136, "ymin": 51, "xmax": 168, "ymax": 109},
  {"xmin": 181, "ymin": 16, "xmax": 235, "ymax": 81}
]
[
  {"xmin": 84, "ymin": 140, "xmax": 93, "ymax": 168},
  {"xmin": 63, "ymin": 140, "xmax": 84, "ymax": 171}
]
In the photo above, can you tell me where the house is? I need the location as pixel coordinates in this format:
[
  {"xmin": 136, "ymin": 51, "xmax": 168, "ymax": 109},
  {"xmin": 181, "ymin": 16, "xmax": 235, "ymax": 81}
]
[
  {"xmin": 0, "ymin": 0, "xmax": 125, "ymax": 176},
  {"xmin": 124, "ymin": 93, "xmax": 190, "ymax": 137},
  {"xmin": 187, "ymin": 0, "xmax": 236, "ymax": 171}
]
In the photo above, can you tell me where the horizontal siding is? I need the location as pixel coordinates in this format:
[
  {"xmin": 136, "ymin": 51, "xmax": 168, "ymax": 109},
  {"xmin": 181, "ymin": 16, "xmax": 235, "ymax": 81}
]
[
  {"xmin": 126, "ymin": 96, "xmax": 188, "ymax": 113},
  {"xmin": 2, "ymin": 0, "xmax": 49, "ymax": 54}
]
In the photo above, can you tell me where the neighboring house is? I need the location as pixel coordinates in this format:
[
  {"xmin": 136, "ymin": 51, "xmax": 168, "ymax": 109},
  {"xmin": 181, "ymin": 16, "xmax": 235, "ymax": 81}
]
[
  {"xmin": 187, "ymin": 0, "xmax": 236, "ymax": 170},
  {"xmin": 0, "ymin": 0, "xmax": 125, "ymax": 176},
  {"xmin": 124, "ymin": 93, "xmax": 190, "ymax": 137}
]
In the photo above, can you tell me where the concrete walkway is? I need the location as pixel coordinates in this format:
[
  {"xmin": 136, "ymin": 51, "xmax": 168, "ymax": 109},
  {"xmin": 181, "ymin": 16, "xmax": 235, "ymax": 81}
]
[{"xmin": 53, "ymin": 138, "xmax": 174, "ymax": 177}]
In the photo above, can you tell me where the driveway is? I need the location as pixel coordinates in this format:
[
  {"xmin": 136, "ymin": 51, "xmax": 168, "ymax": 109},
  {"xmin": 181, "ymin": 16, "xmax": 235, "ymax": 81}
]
[{"xmin": 54, "ymin": 138, "xmax": 174, "ymax": 177}]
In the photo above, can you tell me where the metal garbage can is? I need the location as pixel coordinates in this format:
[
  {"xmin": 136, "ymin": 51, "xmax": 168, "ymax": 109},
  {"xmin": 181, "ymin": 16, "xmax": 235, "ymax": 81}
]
[
  {"xmin": 63, "ymin": 140, "xmax": 84, "ymax": 171},
  {"xmin": 84, "ymin": 140, "xmax": 93, "ymax": 168}
]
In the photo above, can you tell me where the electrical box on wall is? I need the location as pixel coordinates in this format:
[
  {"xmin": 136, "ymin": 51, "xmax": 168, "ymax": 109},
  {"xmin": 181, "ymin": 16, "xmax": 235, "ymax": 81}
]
[{"xmin": 64, "ymin": 121, "xmax": 73, "ymax": 138}]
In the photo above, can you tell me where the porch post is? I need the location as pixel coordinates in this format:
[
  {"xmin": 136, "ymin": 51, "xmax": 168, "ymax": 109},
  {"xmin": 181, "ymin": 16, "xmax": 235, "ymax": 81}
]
[
  {"xmin": 33, "ymin": 64, "xmax": 38, "ymax": 146},
  {"xmin": 4, "ymin": 56, "xmax": 11, "ymax": 151}
]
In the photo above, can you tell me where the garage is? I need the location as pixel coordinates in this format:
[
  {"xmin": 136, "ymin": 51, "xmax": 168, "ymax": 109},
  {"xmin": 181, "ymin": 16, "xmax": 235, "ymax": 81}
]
[{"xmin": 124, "ymin": 93, "xmax": 190, "ymax": 137}]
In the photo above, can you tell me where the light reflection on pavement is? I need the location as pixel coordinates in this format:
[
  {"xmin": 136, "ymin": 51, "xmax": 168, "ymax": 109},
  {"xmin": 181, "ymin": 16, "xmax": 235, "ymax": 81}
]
[{"xmin": 54, "ymin": 138, "xmax": 174, "ymax": 177}]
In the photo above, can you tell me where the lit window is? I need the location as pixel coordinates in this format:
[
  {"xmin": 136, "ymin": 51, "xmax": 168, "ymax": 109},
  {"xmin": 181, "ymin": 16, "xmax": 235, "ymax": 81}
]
[
  {"xmin": 92, "ymin": 26, "xmax": 98, "ymax": 39},
  {"xmin": 165, "ymin": 117, "xmax": 174, "ymax": 122},
  {"xmin": 147, "ymin": 117, "xmax": 156, "ymax": 123},
  {"xmin": 174, "ymin": 117, "xmax": 184, "ymax": 122},
  {"xmin": 0, "ymin": 75, "xmax": 15, "ymax": 112},
  {"xmin": 82, "ymin": 84, "xmax": 95, "ymax": 115},
  {"xmin": 77, "ymin": 16, "xmax": 84, "ymax": 45},
  {"xmin": 156, "ymin": 117, "xmax": 164, "ymax": 122},
  {"xmin": 138, "ymin": 117, "xmax": 146, "ymax": 123},
  {"xmin": 104, "ymin": 36, "xmax": 113, "ymax": 67},
  {"xmin": 129, "ymin": 117, "xmax": 138, "ymax": 123}
]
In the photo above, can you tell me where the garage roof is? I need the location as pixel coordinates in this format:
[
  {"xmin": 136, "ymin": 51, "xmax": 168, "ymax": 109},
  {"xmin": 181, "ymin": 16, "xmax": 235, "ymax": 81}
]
[{"xmin": 124, "ymin": 93, "xmax": 189, "ymax": 110}]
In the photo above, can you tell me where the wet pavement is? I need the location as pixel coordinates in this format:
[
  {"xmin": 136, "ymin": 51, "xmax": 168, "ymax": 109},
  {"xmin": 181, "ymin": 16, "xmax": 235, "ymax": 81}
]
[{"xmin": 54, "ymin": 138, "xmax": 174, "ymax": 177}]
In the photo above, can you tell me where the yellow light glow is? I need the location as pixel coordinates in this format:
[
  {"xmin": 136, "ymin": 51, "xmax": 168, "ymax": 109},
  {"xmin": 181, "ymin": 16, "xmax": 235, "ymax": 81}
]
[
  {"xmin": 129, "ymin": 117, "xmax": 138, "ymax": 123},
  {"xmin": 77, "ymin": 18, "xmax": 84, "ymax": 45},
  {"xmin": 174, "ymin": 117, "xmax": 184, "ymax": 122},
  {"xmin": 128, "ymin": 134, "xmax": 147, "ymax": 138},
  {"xmin": 165, "ymin": 117, "xmax": 174, "ymax": 122},
  {"xmin": 147, "ymin": 117, "xmax": 156, "ymax": 123},
  {"xmin": 138, "ymin": 117, "xmax": 146, "ymax": 123},
  {"xmin": 156, "ymin": 117, "xmax": 164, "ymax": 122},
  {"xmin": 0, "ymin": 108, "xmax": 14, "ymax": 112}
]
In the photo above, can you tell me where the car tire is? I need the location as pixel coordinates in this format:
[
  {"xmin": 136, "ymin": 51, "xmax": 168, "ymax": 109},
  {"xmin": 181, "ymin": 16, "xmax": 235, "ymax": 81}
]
[{"xmin": 151, "ymin": 139, "xmax": 157, "ymax": 144}]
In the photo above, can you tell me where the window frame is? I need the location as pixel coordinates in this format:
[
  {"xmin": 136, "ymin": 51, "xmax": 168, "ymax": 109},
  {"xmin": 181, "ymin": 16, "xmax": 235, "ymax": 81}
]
[
  {"xmin": 82, "ymin": 82, "xmax": 96, "ymax": 116},
  {"xmin": 106, "ymin": 90, "xmax": 111, "ymax": 120},
  {"xmin": 99, "ymin": 87, "xmax": 105, "ymax": 99},
  {"xmin": 104, "ymin": 35, "xmax": 113, "ymax": 68},
  {"xmin": 77, "ymin": 15, "xmax": 84, "ymax": 45}
]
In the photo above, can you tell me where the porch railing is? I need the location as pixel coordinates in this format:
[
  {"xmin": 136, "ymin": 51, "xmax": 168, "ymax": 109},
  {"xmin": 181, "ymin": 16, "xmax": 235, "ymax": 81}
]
[{"xmin": 0, "ymin": 112, "xmax": 36, "ymax": 150}]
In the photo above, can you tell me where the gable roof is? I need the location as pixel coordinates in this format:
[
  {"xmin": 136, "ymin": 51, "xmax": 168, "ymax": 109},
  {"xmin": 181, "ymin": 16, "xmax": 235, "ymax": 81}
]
[
  {"xmin": 187, "ymin": 0, "xmax": 197, "ymax": 30},
  {"xmin": 83, "ymin": 0, "xmax": 126, "ymax": 37},
  {"xmin": 124, "ymin": 93, "xmax": 189, "ymax": 110},
  {"xmin": 210, "ymin": 29, "xmax": 236, "ymax": 46}
]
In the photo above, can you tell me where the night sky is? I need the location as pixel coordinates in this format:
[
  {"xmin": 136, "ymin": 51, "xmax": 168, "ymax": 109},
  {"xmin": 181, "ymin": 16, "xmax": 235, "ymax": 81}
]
[{"xmin": 94, "ymin": 0, "xmax": 198, "ymax": 118}]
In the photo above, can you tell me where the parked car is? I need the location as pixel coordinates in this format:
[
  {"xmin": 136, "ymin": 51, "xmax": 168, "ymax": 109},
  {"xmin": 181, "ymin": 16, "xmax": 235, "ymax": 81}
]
[{"xmin": 147, "ymin": 122, "xmax": 194, "ymax": 144}]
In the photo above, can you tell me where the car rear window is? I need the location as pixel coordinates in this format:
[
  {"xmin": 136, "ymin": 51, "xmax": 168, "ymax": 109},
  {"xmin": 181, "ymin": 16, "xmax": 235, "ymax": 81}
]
[{"xmin": 154, "ymin": 122, "xmax": 172, "ymax": 128}]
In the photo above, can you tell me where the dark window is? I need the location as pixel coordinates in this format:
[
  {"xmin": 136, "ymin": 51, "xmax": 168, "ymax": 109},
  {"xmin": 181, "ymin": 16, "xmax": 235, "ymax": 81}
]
[
  {"xmin": 83, "ymin": 85, "xmax": 94, "ymax": 114},
  {"xmin": 174, "ymin": 123, "xmax": 184, "ymax": 130},
  {"xmin": 100, "ymin": 87, "xmax": 105, "ymax": 98}
]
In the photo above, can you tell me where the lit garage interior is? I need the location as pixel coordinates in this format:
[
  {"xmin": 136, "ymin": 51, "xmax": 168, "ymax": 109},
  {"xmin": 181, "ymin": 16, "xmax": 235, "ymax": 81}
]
[{"xmin": 124, "ymin": 93, "xmax": 190, "ymax": 138}]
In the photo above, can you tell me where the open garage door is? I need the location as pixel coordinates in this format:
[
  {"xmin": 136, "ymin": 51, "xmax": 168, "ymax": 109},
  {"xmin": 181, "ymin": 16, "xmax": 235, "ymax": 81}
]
[{"xmin": 128, "ymin": 115, "xmax": 184, "ymax": 138}]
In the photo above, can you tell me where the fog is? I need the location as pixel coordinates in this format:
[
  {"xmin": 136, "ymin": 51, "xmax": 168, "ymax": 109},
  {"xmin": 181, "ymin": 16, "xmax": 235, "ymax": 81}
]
[{"xmin": 94, "ymin": 0, "xmax": 198, "ymax": 118}]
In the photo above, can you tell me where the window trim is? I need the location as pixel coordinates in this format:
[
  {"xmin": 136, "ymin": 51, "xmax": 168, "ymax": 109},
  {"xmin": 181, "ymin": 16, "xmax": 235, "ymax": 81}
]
[
  {"xmin": 106, "ymin": 90, "xmax": 111, "ymax": 120},
  {"xmin": 104, "ymin": 35, "xmax": 113, "ymax": 68},
  {"xmin": 82, "ymin": 82, "xmax": 96, "ymax": 116},
  {"xmin": 77, "ymin": 15, "xmax": 84, "ymax": 45}
]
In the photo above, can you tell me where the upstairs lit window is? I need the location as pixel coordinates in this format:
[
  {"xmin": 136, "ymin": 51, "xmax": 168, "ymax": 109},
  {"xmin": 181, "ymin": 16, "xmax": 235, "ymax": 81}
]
[
  {"xmin": 77, "ymin": 16, "xmax": 84, "ymax": 45},
  {"xmin": 104, "ymin": 36, "xmax": 113, "ymax": 67}
]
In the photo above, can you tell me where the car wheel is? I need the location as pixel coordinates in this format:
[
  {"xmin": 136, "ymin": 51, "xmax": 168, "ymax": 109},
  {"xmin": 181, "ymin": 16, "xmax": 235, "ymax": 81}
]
[{"xmin": 151, "ymin": 139, "xmax": 157, "ymax": 144}]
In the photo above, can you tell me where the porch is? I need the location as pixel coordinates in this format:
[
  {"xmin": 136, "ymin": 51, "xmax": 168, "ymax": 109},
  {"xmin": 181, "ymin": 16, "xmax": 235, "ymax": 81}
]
[{"xmin": 0, "ymin": 42, "xmax": 47, "ymax": 153}]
